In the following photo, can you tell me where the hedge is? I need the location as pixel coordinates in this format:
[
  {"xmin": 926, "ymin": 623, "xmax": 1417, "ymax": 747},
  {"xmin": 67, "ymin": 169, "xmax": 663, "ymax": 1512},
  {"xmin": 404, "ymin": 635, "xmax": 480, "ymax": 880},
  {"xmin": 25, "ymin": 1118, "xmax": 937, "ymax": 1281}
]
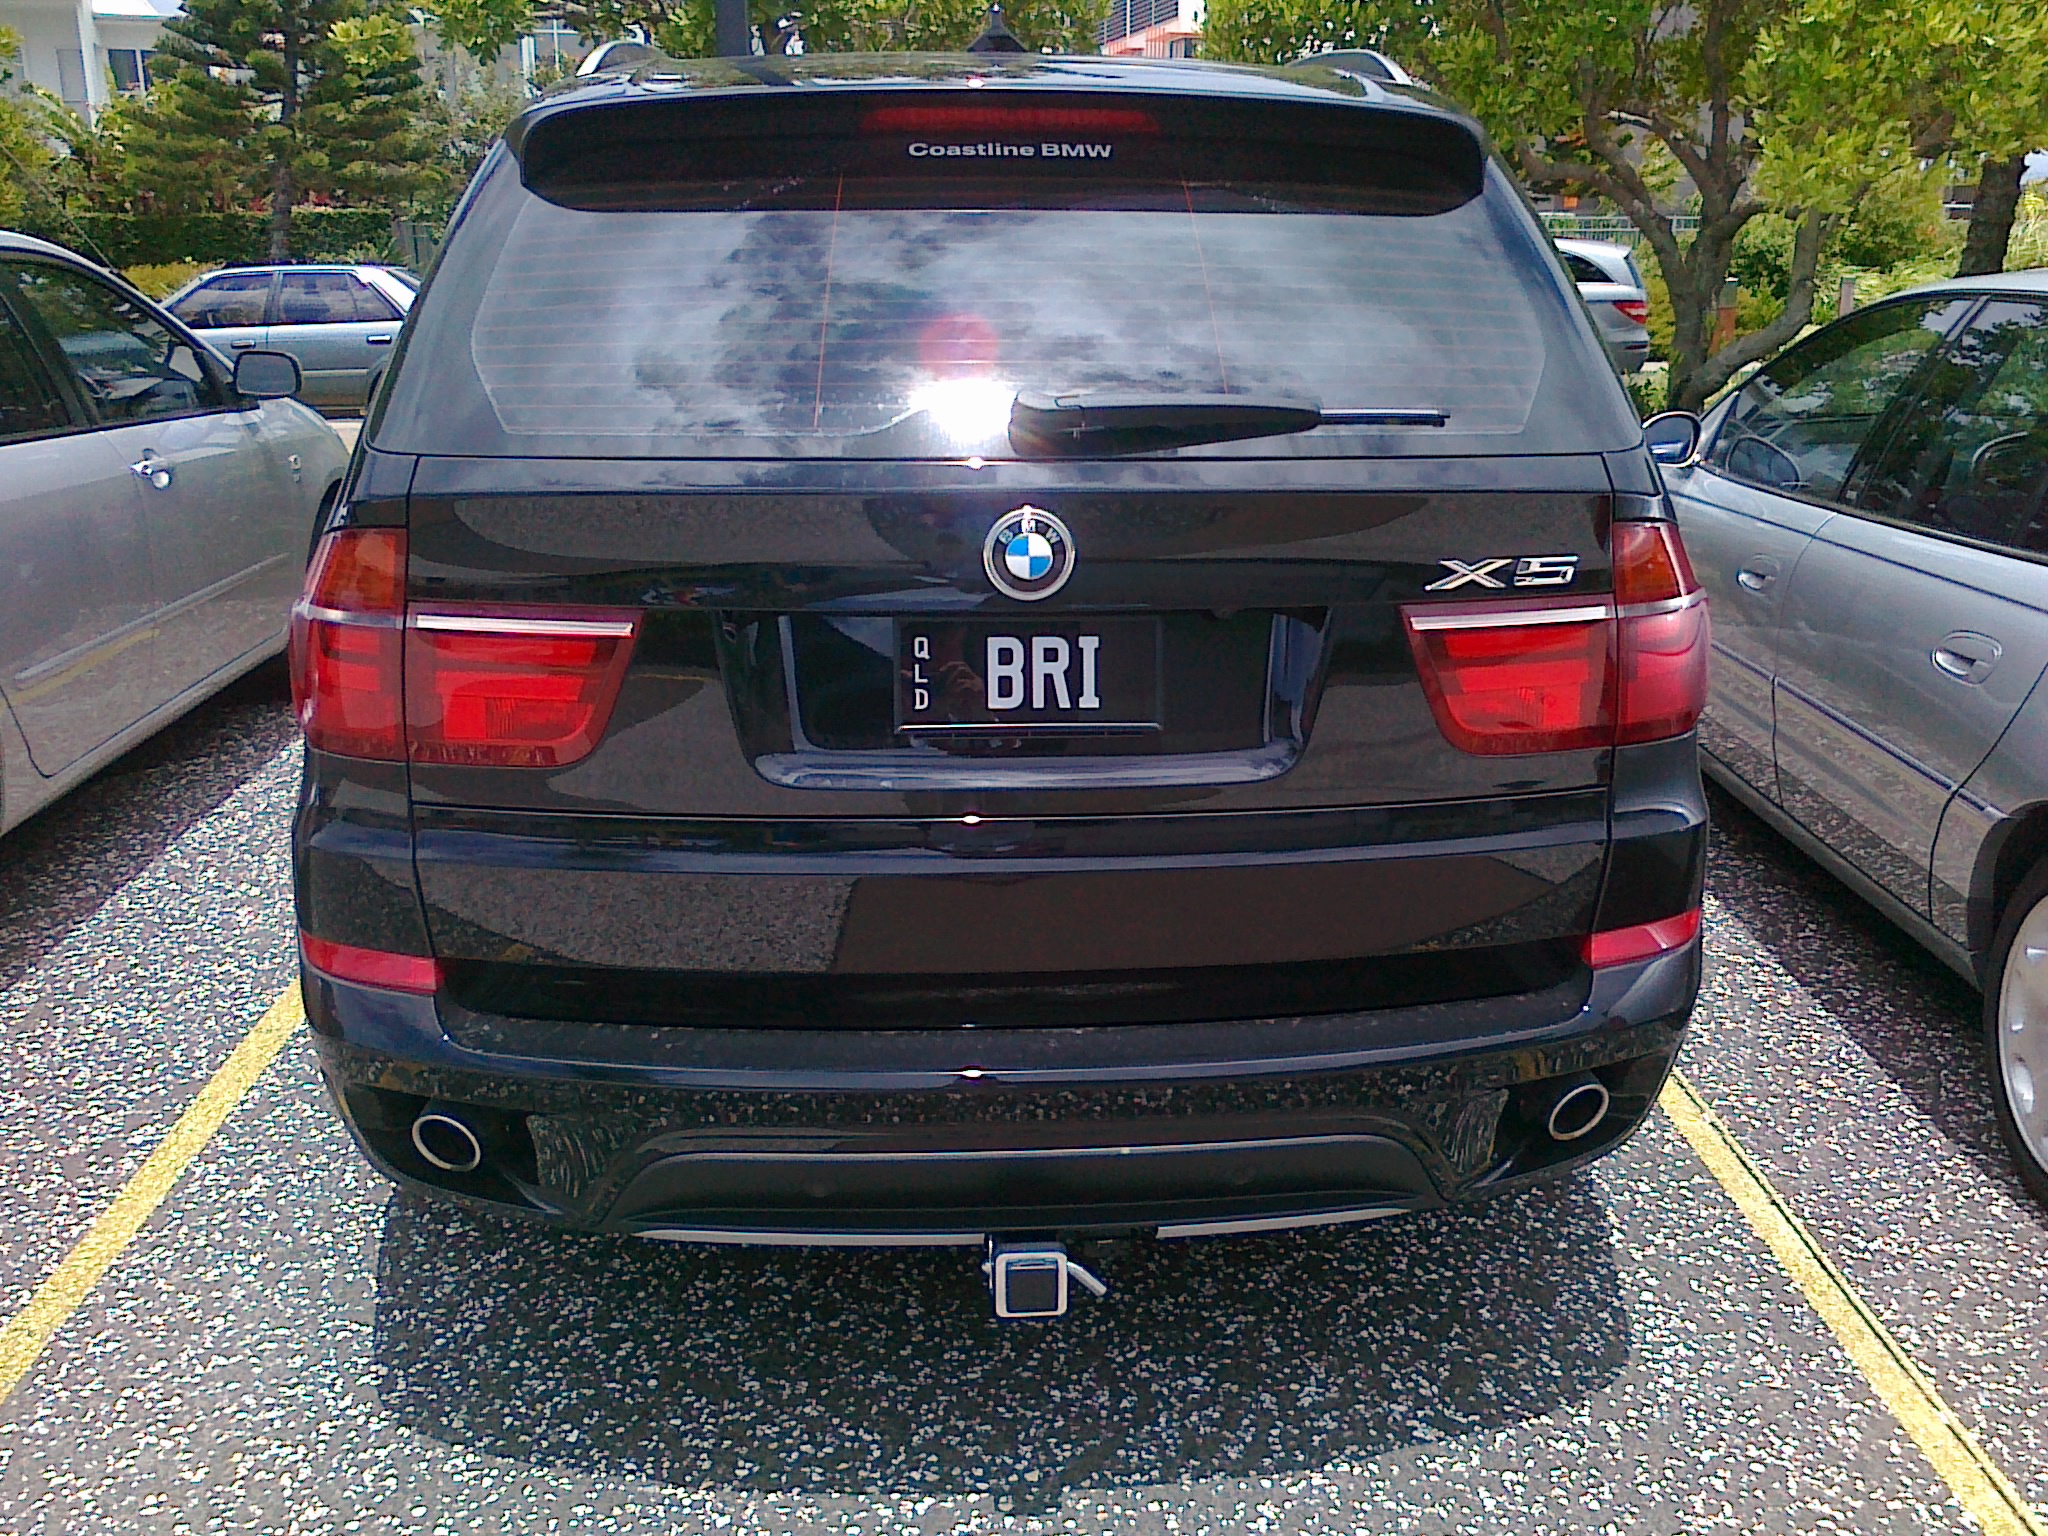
[{"xmin": 16, "ymin": 208, "xmax": 437, "ymax": 267}]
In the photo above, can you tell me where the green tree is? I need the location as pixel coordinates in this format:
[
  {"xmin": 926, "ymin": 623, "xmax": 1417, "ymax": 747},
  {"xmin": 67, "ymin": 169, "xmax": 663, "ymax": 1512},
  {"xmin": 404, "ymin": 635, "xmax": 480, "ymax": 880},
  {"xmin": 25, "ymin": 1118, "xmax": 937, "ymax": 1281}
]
[
  {"xmin": 421, "ymin": 0, "xmax": 536, "ymax": 64},
  {"xmin": 1205, "ymin": 0, "xmax": 1933, "ymax": 412},
  {"xmin": 117, "ymin": 74, "xmax": 264, "ymax": 214},
  {"xmin": 418, "ymin": 72, "xmax": 533, "ymax": 190},
  {"xmin": 561, "ymin": 0, "xmax": 1103, "ymax": 59},
  {"xmin": 141, "ymin": 0, "xmax": 435, "ymax": 258},
  {"xmin": 1887, "ymin": 0, "xmax": 2048, "ymax": 276},
  {"xmin": 0, "ymin": 28, "xmax": 63, "ymax": 226},
  {"xmin": 311, "ymin": 13, "xmax": 442, "ymax": 205}
]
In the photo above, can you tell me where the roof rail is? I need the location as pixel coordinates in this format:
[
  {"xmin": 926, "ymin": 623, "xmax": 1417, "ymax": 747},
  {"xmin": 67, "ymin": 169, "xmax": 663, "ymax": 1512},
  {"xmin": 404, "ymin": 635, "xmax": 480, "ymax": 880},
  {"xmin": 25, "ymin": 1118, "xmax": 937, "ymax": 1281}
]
[
  {"xmin": 576, "ymin": 38, "xmax": 670, "ymax": 75},
  {"xmin": 1284, "ymin": 48, "xmax": 1414, "ymax": 86}
]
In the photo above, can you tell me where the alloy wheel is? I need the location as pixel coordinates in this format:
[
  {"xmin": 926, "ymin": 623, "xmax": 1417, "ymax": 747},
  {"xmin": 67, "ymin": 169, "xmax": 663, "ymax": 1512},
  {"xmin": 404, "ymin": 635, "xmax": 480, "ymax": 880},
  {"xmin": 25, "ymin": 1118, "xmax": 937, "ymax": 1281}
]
[{"xmin": 1997, "ymin": 895, "xmax": 2048, "ymax": 1176}]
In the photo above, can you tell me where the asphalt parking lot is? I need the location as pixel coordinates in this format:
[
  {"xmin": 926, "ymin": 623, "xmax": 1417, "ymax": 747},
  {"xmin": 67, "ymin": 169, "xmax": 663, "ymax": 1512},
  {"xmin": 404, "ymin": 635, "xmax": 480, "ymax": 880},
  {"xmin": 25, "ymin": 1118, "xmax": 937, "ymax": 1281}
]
[{"xmin": 1, "ymin": 671, "xmax": 2045, "ymax": 1535}]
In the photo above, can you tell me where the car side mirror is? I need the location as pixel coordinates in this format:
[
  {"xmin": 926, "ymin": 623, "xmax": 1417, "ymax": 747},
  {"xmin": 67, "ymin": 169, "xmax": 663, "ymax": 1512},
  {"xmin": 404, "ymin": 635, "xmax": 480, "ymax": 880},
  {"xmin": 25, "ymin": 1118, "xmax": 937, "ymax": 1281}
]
[
  {"xmin": 234, "ymin": 349, "xmax": 301, "ymax": 400},
  {"xmin": 1643, "ymin": 411, "xmax": 1704, "ymax": 468}
]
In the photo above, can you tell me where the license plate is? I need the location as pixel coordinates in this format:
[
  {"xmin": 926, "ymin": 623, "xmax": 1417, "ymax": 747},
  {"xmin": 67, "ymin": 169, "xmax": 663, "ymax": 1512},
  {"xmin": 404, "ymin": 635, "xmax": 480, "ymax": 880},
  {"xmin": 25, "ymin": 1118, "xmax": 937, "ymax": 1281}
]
[{"xmin": 896, "ymin": 618, "xmax": 1161, "ymax": 734}]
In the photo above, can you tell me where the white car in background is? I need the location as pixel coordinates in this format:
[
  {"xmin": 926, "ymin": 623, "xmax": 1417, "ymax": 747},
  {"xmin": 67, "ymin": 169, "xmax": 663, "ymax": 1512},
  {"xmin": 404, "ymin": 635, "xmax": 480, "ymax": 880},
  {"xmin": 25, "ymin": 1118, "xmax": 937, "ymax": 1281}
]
[{"xmin": 1557, "ymin": 237, "xmax": 1652, "ymax": 374}]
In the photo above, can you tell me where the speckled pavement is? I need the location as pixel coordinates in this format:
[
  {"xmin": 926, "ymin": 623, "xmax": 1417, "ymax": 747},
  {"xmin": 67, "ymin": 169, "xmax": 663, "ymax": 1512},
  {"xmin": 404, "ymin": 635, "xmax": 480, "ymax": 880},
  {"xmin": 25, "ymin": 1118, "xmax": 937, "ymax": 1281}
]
[{"xmin": 0, "ymin": 685, "xmax": 2041, "ymax": 1533}]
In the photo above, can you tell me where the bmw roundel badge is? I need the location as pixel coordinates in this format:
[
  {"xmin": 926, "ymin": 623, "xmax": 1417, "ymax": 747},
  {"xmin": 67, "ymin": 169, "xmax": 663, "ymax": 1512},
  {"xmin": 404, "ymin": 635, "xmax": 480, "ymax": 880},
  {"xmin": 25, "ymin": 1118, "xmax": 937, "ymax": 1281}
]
[{"xmin": 983, "ymin": 506, "xmax": 1076, "ymax": 602}]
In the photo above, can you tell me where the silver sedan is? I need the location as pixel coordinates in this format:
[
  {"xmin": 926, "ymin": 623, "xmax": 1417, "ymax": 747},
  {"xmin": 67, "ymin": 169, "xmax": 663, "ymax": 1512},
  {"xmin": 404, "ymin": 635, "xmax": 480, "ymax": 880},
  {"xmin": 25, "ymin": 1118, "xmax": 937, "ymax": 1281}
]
[
  {"xmin": 165, "ymin": 263, "xmax": 417, "ymax": 414},
  {"xmin": 1664, "ymin": 271, "xmax": 2048, "ymax": 1207},
  {"xmin": 1558, "ymin": 237, "xmax": 1652, "ymax": 374},
  {"xmin": 0, "ymin": 231, "xmax": 349, "ymax": 836}
]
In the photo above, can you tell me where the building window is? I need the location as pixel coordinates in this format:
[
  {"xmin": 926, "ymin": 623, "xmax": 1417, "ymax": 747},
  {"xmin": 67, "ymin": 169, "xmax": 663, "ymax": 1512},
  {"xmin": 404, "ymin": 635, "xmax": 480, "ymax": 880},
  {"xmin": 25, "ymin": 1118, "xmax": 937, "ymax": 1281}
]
[
  {"xmin": 1097, "ymin": 0, "xmax": 1181, "ymax": 43},
  {"xmin": 531, "ymin": 18, "xmax": 579, "ymax": 66},
  {"xmin": 107, "ymin": 48, "xmax": 153, "ymax": 93},
  {"xmin": 56, "ymin": 48, "xmax": 88, "ymax": 106}
]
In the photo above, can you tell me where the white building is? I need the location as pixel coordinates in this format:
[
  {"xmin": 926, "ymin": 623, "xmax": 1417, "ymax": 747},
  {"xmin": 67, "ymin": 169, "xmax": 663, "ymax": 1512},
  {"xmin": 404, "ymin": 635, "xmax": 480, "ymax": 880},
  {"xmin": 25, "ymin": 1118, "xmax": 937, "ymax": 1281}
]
[
  {"xmin": 3, "ymin": 0, "xmax": 587, "ymax": 119},
  {"xmin": 1097, "ymin": 0, "xmax": 1200, "ymax": 57},
  {"xmin": 1, "ymin": 0, "xmax": 177, "ymax": 116}
]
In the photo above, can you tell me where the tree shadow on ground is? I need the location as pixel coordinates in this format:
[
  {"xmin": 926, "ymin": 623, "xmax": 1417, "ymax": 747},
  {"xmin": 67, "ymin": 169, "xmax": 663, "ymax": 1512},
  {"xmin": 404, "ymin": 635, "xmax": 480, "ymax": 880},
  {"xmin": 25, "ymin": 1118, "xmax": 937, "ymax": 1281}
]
[
  {"xmin": 0, "ymin": 658, "xmax": 295, "ymax": 993},
  {"xmin": 1703, "ymin": 784, "xmax": 2021, "ymax": 1194},
  {"xmin": 372, "ymin": 1175, "xmax": 1630, "ymax": 1508}
]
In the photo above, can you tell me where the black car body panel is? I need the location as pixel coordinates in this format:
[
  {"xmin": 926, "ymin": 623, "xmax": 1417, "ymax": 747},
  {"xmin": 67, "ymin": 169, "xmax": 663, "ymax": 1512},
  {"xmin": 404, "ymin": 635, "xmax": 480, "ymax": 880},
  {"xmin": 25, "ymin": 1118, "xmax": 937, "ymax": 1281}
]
[{"xmin": 293, "ymin": 54, "xmax": 1704, "ymax": 1242}]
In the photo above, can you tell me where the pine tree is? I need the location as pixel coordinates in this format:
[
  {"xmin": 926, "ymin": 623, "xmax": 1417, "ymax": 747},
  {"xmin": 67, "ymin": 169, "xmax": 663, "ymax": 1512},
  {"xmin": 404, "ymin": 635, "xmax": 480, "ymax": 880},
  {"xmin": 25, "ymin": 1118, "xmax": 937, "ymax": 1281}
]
[
  {"xmin": 120, "ymin": 70, "xmax": 263, "ymax": 215},
  {"xmin": 306, "ymin": 13, "xmax": 439, "ymax": 208},
  {"xmin": 142, "ymin": 0, "xmax": 434, "ymax": 256}
]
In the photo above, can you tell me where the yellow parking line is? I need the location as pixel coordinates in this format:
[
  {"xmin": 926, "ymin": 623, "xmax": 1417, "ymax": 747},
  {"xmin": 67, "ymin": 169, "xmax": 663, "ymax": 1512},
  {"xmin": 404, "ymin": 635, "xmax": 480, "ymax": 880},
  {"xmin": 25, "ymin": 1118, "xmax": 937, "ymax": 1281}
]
[
  {"xmin": 1662, "ymin": 1070, "xmax": 2047, "ymax": 1536},
  {"xmin": 0, "ymin": 980, "xmax": 2039, "ymax": 1536},
  {"xmin": 0, "ymin": 983, "xmax": 303, "ymax": 1406}
]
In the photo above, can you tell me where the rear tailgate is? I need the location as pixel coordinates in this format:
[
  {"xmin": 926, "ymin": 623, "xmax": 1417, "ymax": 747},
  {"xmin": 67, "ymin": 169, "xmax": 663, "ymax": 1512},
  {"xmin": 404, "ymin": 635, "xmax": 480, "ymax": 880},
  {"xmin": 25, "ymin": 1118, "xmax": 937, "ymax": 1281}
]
[{"xmin": 364, "ymin": 82, "xmax": 1643, "ymax": 1026}]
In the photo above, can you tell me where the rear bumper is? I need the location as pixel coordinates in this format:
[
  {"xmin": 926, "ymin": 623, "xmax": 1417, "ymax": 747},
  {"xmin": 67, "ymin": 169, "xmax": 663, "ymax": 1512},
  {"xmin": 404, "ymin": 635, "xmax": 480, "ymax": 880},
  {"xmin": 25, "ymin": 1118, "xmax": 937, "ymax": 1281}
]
[
  {"xmin": 306, "ymin": 941, "xmax": 1698, "ymax": 1240},
  {"xmin": 1610, "ymin": 338, "xmax": 1651, "ymax": 374}
]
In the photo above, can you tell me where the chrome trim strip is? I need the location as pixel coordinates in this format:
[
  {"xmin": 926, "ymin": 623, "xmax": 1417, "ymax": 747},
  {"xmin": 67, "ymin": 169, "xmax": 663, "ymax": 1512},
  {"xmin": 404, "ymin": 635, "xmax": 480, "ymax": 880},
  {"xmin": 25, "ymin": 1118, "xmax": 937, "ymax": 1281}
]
[
  {"xmin": 897, "ymin": 721, "xmax": 1160, "ymax": 734},
  {"xmin": 1155, "ymin": 1204, "xmax": 1412, "ymax": 1239},
  {"xmin": 666, "ymin": 1134, "xmax": 1377, "ymax": 1165},
  {"xmin": 636, "ymin": 1228, "xmax": 984, "ymax": 1248},
  {"xmin": 1617, "ymin": 590, "xmax": 1706, "ymax": 621},
  {"xmin": 293, "ymin": 602, "xmax": 400, "ymax": 629},
  {"xmin": 408, "ymin": 613, "xmax": 638, "ymax": 637},
  {"xmin": 1403, "ymin": 602, "xmax": 1613, "ymax": 631},
  {"xmin": 755, "ymin": 738, "xmax": 1300, "ymax": 791}
]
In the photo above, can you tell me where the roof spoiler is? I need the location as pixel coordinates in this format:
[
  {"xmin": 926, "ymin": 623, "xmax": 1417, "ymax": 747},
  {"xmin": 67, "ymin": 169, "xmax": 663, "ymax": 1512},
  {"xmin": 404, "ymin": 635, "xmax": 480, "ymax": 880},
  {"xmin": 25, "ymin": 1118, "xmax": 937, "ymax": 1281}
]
[{"xmin": 509, "ymin": 81, "xmax": 1489, "ymax": 208}]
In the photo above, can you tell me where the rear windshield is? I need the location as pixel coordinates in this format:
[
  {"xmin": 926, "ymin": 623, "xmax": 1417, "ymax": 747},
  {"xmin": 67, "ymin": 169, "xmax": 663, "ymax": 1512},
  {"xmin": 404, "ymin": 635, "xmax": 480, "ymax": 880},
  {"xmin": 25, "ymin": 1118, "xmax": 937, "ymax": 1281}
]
[{"xmin": 377, "ymin": 108, "xmax": 1635, "ymax": 460}]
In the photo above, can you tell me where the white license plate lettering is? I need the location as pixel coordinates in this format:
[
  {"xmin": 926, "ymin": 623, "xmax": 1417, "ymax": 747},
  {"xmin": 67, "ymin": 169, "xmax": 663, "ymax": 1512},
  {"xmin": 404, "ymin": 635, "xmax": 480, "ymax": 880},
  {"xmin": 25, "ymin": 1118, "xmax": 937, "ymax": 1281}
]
[{"xmin": 986, "ymin": 634, "xmax": 1100, "ymax": 712}]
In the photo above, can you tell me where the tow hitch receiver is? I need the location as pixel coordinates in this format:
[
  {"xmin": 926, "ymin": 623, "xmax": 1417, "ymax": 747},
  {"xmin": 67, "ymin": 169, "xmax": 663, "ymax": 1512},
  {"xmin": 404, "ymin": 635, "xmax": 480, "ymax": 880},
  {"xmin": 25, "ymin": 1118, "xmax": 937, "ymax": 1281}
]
[{"xmin": 985, "ymin": 1237, "xmax": 1109, "ymax": 1320}]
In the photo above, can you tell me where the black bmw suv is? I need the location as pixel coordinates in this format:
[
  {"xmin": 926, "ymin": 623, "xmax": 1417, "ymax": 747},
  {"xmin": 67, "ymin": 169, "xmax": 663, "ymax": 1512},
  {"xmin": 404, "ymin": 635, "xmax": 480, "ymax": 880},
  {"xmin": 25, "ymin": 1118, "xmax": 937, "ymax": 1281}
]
[{"xmin": 291, "ymin": 53, "xmax": 1707, "ymax": 1294}]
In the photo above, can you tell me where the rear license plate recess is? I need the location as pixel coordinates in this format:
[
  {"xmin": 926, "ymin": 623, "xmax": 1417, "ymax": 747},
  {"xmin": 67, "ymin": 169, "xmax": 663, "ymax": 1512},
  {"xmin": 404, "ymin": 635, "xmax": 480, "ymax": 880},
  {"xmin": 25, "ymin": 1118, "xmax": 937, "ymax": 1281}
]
[{"xmin": 896, "ymin": 617, "xmax": 1161, "ymax": 734}]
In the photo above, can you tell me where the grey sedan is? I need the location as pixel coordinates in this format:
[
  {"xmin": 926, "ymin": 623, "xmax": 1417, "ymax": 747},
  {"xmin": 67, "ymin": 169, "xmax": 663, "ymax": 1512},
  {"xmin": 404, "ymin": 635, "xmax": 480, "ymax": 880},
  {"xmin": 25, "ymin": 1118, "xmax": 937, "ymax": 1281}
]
[
  {"xmin": 0, "ymin": 231, "xmax": 349, "ymax": 836},
  {"xmin": 165, "ymin": 263, "xmax": 416, "ymax": 414},
  {"xmin": 1663, "ymin": 272, "xmax": 2048, "ymax": 1206}
]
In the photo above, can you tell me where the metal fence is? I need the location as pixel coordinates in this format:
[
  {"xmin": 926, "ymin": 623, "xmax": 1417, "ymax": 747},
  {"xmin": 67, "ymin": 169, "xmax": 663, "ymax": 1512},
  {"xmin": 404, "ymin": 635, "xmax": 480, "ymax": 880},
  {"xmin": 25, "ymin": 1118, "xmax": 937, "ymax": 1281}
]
[{"xmin": 1539, "ymin": 213, "xmax": 1701, "ymax": 247}]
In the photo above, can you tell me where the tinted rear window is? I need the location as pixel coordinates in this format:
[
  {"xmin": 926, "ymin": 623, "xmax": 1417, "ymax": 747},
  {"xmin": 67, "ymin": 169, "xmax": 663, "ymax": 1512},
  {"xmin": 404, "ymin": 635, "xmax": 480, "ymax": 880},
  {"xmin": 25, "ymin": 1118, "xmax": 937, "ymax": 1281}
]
[{"xmin": 377, "ymin": 98, "xmax": 1635, "ymax": 459}]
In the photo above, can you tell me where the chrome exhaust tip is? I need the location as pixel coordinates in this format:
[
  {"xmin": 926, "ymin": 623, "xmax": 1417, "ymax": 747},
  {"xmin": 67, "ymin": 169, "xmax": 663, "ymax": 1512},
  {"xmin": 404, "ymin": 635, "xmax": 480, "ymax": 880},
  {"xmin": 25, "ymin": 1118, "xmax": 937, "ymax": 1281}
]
[
  {"xmin": 1544, "ymin": 1075, "xmax": 1612, "ymax": 1143},
  {"xmin": 411, "ymin": 1104, "xmax": 484, "ymax": 1173}
]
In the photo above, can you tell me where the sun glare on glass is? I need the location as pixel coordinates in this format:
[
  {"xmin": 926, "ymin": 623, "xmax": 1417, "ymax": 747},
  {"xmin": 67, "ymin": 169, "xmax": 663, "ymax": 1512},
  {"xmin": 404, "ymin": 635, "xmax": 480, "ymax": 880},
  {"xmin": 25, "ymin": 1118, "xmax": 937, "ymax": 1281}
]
[{"xmin": 908, "ymin": 376, "xmax": 1016, "ymax": 444}]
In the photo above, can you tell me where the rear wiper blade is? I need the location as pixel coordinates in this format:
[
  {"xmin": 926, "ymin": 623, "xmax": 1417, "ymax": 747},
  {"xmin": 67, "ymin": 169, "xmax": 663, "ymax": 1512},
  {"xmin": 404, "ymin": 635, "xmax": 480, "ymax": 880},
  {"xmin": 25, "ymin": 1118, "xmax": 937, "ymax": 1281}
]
[{"xmin": 1008, "ymin": 392, "xmax": 1447, "ymax": 455}]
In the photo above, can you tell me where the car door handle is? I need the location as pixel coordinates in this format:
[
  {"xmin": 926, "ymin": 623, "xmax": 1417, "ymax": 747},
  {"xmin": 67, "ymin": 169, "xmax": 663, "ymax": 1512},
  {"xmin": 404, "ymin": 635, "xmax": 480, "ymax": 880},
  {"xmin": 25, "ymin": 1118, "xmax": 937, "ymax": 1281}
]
[
  {"xmin": 1736, "ymin": 557, "xmax": 1781, "ymax": 592},
  {"xmin": 229, "ymin": 339, "xmax": 257, "ymax": 350},
  {"xmin": 129, "ymin": 452, "xmax": 173, "ymax": 489},
  {"xmin": 366, "ymin": 334, "xmax": 393, "ymax": 344},
  {"xmin": 1933, "ymin": 631, "xmax": 2002, "ymax": 683}
]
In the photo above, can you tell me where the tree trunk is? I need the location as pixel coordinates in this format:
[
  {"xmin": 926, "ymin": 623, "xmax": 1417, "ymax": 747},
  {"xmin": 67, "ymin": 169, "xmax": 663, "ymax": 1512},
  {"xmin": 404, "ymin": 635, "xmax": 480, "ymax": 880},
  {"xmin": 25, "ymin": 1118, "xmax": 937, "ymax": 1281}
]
[
  {"xmin": 1957, "ymin": 155, "xmax": 2027, "ymax": 278},
  {"xmin": 1661, "ymin": 234, "xmax": 1729, "ymax": 415},
  {"xmin": 268, "ymin": 159, "xmax": 292, "ymax": 263},
  {"xmin": 1663, "ymin": 208, "xmax": 1827, "ymax": 413},
  {"xmin": 714, "ymin": 0, "xmax": 750, "ymax": 55},
  {"xmin": 269, "ymin": 14, "xmax": 299, "ymax": 263}
]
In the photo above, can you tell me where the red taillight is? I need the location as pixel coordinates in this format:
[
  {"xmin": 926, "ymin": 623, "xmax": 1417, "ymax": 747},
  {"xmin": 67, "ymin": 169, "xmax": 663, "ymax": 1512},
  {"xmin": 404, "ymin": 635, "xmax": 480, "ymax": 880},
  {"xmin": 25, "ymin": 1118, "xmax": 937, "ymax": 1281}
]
[
  {"xmin": 862, "ymin": 105, "xmax": 1159, "ymax": 135},
  {"xmin": 292, "ymin": 529, "xmax": 406, "ymax": 760},
  {"xmin": 1403, "ymin": 520, "xmax": 1708, "ymax": 756},
  {"xmin": 300, "ymin": 933, "xmax": 442, "ymax": 994},
  {"xmin": 1613, "ymin": 521, "xmax": 1709, "ymax": 744},
  {"xmin": 291, "ymin": 532, "xmax": 640, "ymax": 767},
  {"xmin": 1403, "ymin": 600, "xmax": 1615, "ymax": 754},
  {"xmin": 405, "ymin": 612, "xmax": 639, "ymax": 767},
  {"xmin": 1614, "ymin": 299, "xmax": 1650, "ymax": 324},
  {"xmin": 1582, "ymin": 908, "xmax": 1701, "ymax": 968}
]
